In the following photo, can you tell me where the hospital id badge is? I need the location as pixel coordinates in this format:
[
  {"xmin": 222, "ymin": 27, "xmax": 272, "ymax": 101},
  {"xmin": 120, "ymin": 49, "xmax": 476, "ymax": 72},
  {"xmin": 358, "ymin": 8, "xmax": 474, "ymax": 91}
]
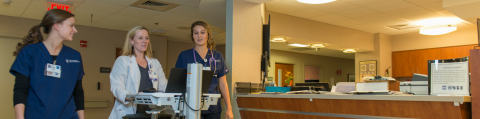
[
  {"xmin": 45, "ymin": 63, "xmax": 61, "ymax": 78},
  {"xmin": 203, "ymin": 66, "xmax": 211, "ymax": 71}
]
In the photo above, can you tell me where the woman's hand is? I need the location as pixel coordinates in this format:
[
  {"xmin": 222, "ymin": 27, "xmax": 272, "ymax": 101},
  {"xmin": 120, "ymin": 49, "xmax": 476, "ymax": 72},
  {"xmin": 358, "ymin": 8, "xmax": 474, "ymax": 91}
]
[{"xmin": 226, "ymin": 108, "xmax": 234, "ymax": 119}]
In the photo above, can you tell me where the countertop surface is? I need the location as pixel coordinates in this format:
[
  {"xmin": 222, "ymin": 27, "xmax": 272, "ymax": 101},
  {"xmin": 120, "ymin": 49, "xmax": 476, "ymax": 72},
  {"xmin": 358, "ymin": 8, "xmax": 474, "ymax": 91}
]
[{"xmin": 236, "ymin": 93, "xmax": 471, "ymax": 102}]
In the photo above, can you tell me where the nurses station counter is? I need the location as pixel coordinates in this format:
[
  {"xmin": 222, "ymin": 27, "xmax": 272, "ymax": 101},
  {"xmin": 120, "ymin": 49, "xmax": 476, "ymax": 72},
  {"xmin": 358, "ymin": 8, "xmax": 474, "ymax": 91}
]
[{"xmin": 236, "ymin": 94, "xmax": 471, "ymax": 119}]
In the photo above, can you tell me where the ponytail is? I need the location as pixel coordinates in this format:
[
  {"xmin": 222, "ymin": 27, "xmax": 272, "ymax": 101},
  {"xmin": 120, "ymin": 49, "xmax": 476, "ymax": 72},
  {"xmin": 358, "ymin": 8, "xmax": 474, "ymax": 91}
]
[
  {"xmin": 13, "ymin": 25, "xmax": 44, "ymax": 56},
  {"xmin": 12, "ymin": 9, "xmax": 74, "ymax": 56}
]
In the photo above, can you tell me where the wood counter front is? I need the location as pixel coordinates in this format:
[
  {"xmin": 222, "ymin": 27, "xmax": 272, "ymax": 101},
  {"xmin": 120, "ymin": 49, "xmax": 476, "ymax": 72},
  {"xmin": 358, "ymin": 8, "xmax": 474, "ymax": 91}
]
[{"xmin": 236, "ymin": 94, "xmax": 471, "ymax": 119}]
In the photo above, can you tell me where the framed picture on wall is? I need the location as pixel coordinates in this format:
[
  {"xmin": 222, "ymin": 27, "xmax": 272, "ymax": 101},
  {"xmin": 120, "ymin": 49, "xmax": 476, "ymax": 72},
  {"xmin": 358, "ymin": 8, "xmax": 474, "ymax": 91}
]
[
  {"xmin": 348, "ymin": 74, "xmax": 355, "ymax": 82},
  {"xmin": 359, "ymin": 60, "xmax": 377, "ymax": 79}
]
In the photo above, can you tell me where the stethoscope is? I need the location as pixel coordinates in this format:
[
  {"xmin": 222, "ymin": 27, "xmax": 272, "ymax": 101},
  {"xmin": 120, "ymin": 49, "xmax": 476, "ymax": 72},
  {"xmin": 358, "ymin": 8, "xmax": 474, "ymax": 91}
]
[{"xmin": 193, "ymin": 48, "xmax": 217, "ymax": 76}]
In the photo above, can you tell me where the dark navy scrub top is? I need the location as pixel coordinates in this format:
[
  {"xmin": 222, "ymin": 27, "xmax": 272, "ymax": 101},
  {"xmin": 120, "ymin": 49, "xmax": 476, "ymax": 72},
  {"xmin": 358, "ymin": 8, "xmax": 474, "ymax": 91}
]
[
  {"xmin": 10, "ymin": 42, "xmax": 84, "ymax": 119},
  {"xmin": 175, "ymin": 49, "xmax": 229, "ymax": 114}
]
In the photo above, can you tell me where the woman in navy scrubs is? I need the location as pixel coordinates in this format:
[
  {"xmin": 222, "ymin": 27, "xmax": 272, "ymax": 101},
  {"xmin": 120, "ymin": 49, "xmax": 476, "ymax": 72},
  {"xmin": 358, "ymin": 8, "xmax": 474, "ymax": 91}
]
[
  {"xmin": 175, "ymin": 21, "xmax": 233, "ymax": 119},
  {"xmin": 10, "ymin": 9, "xmax": 84, "ymax": 119}
]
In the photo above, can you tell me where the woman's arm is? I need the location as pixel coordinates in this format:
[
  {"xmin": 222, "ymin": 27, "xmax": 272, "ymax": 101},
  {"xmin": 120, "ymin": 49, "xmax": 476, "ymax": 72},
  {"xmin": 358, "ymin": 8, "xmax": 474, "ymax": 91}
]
[
  {"xmin": 76, "ymin": 110, "xmax": 84, "ymax": 119},
  {"xmin": 13, "ymin": 72, "xmax": 30, "ymax": 119},
  {"xmin": 110, "ymin": 57, "xmax": 131, "ymax": 104},
  {"xmin": 73, "ymin": 79, "xmax": 84, "ymax": 119},
  {"xmin": 219, "ymin": 75, "xmax": 233, "ymax": 119}
]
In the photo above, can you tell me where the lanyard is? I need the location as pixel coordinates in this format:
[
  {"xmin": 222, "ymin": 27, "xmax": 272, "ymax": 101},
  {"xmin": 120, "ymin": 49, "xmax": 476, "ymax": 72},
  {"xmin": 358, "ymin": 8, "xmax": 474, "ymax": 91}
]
[{"xmin": 193, "ymin": 48, "xmax": 216, "ymax": 74}]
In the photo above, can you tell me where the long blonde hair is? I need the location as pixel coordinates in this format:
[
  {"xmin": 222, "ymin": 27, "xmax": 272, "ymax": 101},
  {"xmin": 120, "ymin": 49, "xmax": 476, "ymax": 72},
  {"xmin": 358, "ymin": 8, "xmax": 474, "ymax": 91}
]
[{"xmin": 121, "ymin": 26, "xmax": 153, "ymax": 58}]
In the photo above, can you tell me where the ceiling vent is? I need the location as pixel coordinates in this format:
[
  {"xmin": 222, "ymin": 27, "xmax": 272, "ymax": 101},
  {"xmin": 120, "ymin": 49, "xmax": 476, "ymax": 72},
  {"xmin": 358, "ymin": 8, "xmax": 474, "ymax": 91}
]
[
  {"xmin": 385, "ymin": 24, "xmax": 422, "ymax": 30},
  {"xmin": 130, "ymin": 0, "xmax": 180, "ymax": 12}
]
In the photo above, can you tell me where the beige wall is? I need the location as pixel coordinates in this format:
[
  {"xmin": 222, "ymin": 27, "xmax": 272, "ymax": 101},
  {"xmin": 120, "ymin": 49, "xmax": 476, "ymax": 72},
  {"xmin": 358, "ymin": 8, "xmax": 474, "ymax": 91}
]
[
  {"xmin": 355, "ymin": 33, "xmax": 392, "ymax": 82},
  {"xmin": 391, "ymin": 25, "xmax": 478, "ymax": 51},
  {"xmin": 268, "ymin": 50, "xmax": 355, "ymax": 85},
  {"xmin": 165, "ymin": 40, "xmax": 194, "ymax": 78},
  {"xmin": 266, "ymin": 11, "xmax": 375, "ymax": 52},
  {"xmin": 378, "ymin": 34, "xmax": 392, "ymax": 77},
  {"xmin": 226, "ymin": 0, "xmax": 263, "ymax": 118},
  {"xmin": 0, "ymin": 15, "xmax": 168, "ymax": 119}
]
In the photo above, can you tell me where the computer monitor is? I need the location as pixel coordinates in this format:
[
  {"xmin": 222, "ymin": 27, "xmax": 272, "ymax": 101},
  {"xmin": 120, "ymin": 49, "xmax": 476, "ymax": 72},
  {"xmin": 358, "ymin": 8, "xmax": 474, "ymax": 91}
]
[
  {"xmin": 295, "ymin": 83, "xmax": 330, "ymax": 91},
  {"xmin": 165, "ymin": 68, "xmax": 214, "ymax": 93}
]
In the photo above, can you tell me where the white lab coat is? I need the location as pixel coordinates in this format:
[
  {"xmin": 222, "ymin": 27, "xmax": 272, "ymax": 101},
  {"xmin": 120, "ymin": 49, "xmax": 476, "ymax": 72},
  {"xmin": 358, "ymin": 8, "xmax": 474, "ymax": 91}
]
[{"xmin": 108, "ymin": 56, "xmax": 168, "ymax": 119}]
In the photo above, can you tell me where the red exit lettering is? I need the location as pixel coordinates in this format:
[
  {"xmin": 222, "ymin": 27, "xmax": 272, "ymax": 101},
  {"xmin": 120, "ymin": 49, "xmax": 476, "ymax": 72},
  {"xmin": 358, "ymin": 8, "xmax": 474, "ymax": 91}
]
[{"xmin": 47, "ymin": 3, "xmax": 72, "ymax": 13}]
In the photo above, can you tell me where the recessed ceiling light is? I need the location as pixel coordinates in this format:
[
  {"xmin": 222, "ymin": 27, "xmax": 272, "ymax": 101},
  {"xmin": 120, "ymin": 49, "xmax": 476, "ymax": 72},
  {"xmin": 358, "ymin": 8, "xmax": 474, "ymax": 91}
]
[
  {"xmin": 288, "ymin": 43, "xmax": 309, "ymax": 47},
  {"xmin": 310, "ymin": 44, "xmax": 325, "ymax": 48},
  {"xmin": 297, "ymin": 0, "xmax": 336, "ymax": 4},
  {"xmin": 414, "ymin": 17, "xmax": 462, "ymax": 26},
  {"xmin": 419, "ymin": 24, "xmax": 457, "ymax": 35},
  {"xmin": 343, "ymin": 49, "xmax": 356, "ymax": 53},
  {"xmin": 271, "ymin": 37, "xmax": 286, "ymax": 42}
]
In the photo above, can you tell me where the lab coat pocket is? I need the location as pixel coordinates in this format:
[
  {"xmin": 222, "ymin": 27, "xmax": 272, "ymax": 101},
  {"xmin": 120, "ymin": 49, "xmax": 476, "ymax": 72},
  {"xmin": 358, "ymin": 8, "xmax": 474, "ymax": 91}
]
[{"xmin": 116, "ymin": 104, "xmax": 127, "ymax": 118}]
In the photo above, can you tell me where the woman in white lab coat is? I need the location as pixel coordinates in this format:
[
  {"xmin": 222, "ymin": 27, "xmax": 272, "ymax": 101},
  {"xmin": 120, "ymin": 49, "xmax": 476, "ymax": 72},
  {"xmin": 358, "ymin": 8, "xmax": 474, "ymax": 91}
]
[{"xmin": 109, "ymin": 26, "xmax": 168, "ymax": 119}]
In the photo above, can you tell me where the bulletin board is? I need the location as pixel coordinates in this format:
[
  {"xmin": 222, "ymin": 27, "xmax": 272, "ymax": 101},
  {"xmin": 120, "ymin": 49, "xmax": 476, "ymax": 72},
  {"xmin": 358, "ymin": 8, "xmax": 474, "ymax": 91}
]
[{"xmin": 360, "ymin": 60, "xmax": 377, "ymax": 79}]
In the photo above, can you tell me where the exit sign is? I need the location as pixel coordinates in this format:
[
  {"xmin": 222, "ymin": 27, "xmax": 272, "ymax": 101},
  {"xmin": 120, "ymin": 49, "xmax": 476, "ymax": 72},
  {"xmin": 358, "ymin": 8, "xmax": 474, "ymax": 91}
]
[{"xmin": 46, "ymin": 2, "xmax": 72, "ymax": 13}]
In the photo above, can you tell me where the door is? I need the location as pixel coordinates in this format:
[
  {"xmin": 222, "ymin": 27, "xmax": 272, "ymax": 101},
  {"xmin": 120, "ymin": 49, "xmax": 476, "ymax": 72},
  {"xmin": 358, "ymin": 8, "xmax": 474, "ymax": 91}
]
[{"xmin": 275, "ymin": 63, "xmax": 294, "ymax": 87}]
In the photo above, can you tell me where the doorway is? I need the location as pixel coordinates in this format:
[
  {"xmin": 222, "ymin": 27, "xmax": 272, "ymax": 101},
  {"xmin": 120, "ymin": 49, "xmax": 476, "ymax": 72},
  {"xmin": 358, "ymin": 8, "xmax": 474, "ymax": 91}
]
[{"xmin": 275, "ymin": 63, "xmax": 294, "ymax": 87}]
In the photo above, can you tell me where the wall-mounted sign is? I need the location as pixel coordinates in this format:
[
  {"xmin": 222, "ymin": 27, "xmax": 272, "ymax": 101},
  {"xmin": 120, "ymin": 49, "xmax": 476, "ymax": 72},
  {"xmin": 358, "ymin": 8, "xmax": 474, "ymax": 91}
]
[{"xmin": 46, "ymin": 2, "xmax": 72, "ymax": 13}]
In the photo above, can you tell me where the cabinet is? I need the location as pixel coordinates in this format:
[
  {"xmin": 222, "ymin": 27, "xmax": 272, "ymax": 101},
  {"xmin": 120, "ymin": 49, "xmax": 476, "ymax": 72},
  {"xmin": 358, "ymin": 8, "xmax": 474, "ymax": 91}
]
[{"xmin": 392, "ymin": 45, "xmax": 476, "ymax": 77}]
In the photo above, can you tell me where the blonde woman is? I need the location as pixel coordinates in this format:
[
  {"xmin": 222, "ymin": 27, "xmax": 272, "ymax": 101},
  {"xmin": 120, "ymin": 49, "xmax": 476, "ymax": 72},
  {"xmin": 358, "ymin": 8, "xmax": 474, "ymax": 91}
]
[{"xmin": 109, "ymin": 26, "xmax": 167, "ymax": 119}]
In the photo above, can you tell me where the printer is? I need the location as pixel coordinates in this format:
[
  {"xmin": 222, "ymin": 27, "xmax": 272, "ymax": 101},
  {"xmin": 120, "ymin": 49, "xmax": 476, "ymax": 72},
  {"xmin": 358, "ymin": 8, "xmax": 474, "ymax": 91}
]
[{"xmin": 399, "ymin": 74, "xmax": 428, "ymax": 95}]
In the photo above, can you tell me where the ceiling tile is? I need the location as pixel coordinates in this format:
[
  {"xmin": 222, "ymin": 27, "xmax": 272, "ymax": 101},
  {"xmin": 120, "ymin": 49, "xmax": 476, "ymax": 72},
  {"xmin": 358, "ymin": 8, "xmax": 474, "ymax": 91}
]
[
  {"xmin": 401, "ymin": 13, "xmax": 444, "ymax": 22},
  {"xmin": 400, "ymin": 28, "xmax": 421, "ymax": 33},
  {"xmin": 163, "ymin": 25, "xmax": 190, "ymax": 35},
  {"xmin": 72, "ymin": 8, "xmax": 114, "ymax": 26},
  {"xmin": 21, "ymin": 9, "xmax": 47, "ymax": 20},
  {"xmin": 436, "ymin": 10, "xmax": 458, "ymax": 18},
  {"xmin": 354, "ymin": 13, "xmax": 398, "ymax": 22},
  {"xmin": 385, "ymin": 6, "xmax": 432, "ymax": 18},
  {"xmin": 93, "ymin": 20, "xmax": 132, "ymax": 30},
  {"xmin": 266, "ymin": 0, "xmax": 305, "ymax": 14},
  {"xmin": 342, "ymin": 0, "xmax": 391, "ymax": 6},
  {"xmin": 349, "ymin": 23, "xmax": 383, "ymax": 30},
  {"xmin": 311, "ymin": 14, "xmax": 349, "ymax": 23},
  {"xmin": 75, "ymin": 0, "xmax": 126, "ymax": 13},
  {"xmin": 173, "ymin": 16, "xmax": 206, "ymax": 27},
  {"xmin": 158, "ymin": 0, "xmax": 193, "ymax": 5},
  {"xmin": 27, "ymin": 1, "xmax": 47, "ymax": 11},
  {"xmin": 329, "ymin": 19, "xmax": 367, "ymax": 26},
  {"xmin": 0, "ymin": 6, "xmax": 26, "ymax": 17},
  {"xmin": 366, "ymin": 0, "xmax": 415, "ymax": 12},
  {"xmin": 420, "ymin": 2, "xmax": 445, "ymax": 12},
  {"xmin": 372, "ymin": 19, "xmax": 412, "ymax": 26},
  {"xmin": 183, "ymin": 0, "xmax": 201, "ymax": 8},
  {"xmin": 334, "ymin": 7, "xmax": 379, "ymax": 18},
  {"xmin": 103, "ymin": 14, "xmax": 146, "ymax": 24},
  {"xmin": 363, "ymin": 27, "xmax": 406, "ymax": 35},
  {"xmin": 8, "ymin": 0, "xmax": 31, "ymax": 9},
  {"xmin": 116, "ymin": 6, "xmax": 162, "ymax": 18},
  {"xmin": 165, "ymin": 6, "xmax": 201, "ymax": 18},
  {"xmin": 91, "ymin": 0, "xmax": 137, "ymax": 6},
  {"xmin": 404, "ymin": 0, "xmax": 441, "ymax": 5},
  {"xmin": 147, "ymin": 13, "xmax": 194, "ymax": 27},
  {"xmin": 310, "ymin": 1, "xmax": 360, "ymax": 13},
  {"xmin": 285, "ymin": 8, "xmax": 329, "ymax": 19}
]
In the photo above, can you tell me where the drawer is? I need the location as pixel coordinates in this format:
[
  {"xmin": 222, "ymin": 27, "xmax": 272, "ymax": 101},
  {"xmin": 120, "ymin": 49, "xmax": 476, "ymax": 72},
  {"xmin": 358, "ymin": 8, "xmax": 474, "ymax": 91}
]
[{"xmin": 411, "ymin": 86, "xmax": 428, "ymax": 92}]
